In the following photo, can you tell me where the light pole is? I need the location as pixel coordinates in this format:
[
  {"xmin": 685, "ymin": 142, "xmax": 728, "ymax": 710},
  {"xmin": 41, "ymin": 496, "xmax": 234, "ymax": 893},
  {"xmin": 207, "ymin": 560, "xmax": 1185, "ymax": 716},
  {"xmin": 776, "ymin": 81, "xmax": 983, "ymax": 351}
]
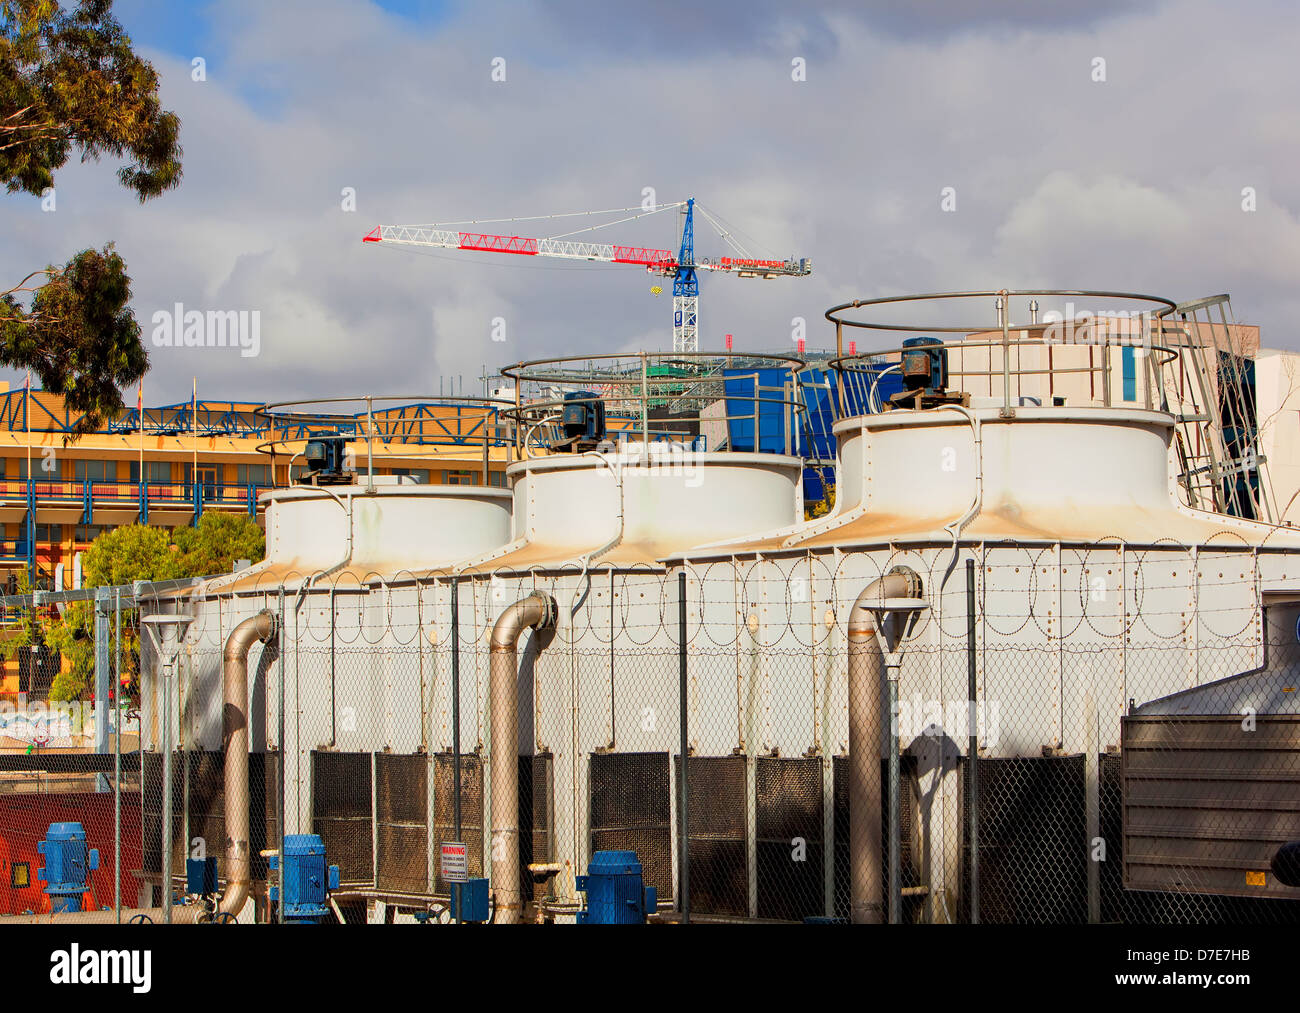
[{"xmin": 140, "ymin": 610, "xmax": 195, "ymax": 925}]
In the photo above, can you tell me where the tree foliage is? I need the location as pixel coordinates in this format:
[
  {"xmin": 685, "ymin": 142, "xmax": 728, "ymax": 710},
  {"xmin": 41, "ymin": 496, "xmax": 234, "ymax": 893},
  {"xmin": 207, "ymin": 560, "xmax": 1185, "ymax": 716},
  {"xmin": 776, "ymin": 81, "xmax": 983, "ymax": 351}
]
[
  {"xmin": 1, "ymin": 0, "xmax": 183, "ymax": 199},
  {"xmin": 1, "ymin": 0, "xmax": 181, "ymax": 435},
  {"xmin": 1, "ymin": 244, "xmax": 148, "ymax": 435},
  {"xmin": 4, "ymin": 513, "xmax": 266, "ymax": 701}
]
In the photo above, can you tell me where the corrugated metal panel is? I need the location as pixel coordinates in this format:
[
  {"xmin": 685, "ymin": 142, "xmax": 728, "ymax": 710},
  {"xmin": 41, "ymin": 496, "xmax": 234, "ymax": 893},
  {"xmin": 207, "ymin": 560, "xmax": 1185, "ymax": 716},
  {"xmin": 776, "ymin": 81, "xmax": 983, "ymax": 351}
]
[
  {"xmin": 375, "ymin": 753, "xmax": 428, "ymax": 894},
  {"xmin": 1123, "ymin": 715, "xmax": 1300, "ymax": 901},
  {"xmin": 311, "ymin": 751, "xmax": 373, "ymax": 886},
  {"xmin": 432, "ymin": 752, "xmax": 483, "ymax": 895},
  {"xmin": 961, "ymin": 755, "xmax": 1086, "ymax": 923},
  {"xmin": 756, "ymin": 757, "xmax": 823, "ymax": 921},
  {"xmin": 675, "ymin": 755, "xmax": 747, "ymax": 917},
  {"xmin": 590, "ymin": 752, "xmax": 673, "ymax": 902}
]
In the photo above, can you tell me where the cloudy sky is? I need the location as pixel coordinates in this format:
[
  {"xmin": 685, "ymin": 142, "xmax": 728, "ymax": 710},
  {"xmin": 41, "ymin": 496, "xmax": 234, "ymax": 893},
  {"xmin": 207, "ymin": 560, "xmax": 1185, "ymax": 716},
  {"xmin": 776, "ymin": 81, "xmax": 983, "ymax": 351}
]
[{"xmin": 4, "ymin": 0, "xmax": 1300, "ymax": 406}]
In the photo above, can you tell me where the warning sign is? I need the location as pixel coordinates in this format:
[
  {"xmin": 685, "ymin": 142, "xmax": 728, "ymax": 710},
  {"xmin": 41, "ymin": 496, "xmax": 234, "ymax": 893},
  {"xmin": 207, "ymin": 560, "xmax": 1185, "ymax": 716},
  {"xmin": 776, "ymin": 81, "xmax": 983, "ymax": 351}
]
[{"xmin": 441, "ymin": 842, "xmax": 469, "ymax": 883}]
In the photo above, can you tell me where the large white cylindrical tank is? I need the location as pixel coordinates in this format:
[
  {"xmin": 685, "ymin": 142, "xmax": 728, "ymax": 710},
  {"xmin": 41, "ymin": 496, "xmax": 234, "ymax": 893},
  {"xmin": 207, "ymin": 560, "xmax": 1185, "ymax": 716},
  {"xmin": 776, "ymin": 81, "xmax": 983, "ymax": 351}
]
[
  {"xmin": 502, "ymin": 447, "xmax": 803, "ymax": 560},
  {"xmin": 260, "ymin": 483, "xmax": 513, "ymax": 576}
]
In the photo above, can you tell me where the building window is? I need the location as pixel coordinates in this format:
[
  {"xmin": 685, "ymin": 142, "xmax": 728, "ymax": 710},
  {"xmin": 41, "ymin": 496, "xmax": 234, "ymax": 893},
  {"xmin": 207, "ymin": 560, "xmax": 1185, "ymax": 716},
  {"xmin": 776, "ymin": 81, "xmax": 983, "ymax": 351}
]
[
  {"xmin": 34, "ymin": 524, "xmax": 61, "ymax": 544},
  {"xmin": 73, "ymin": 459, "xmax": 113, "ymax": 482},
  {"xmin": 130, "ymin": 461, "xmax": 172, "ymax": 484},
  {"xmin": 445, "ymin": 470, "xmax": 474, "ymax": 486},
  {"xmin": 392, "ymin": 468, "xmax": 430, "ymax": 485},
  {"xmin": 236, "ymin": 464, "xmax": 272, "ymax": 486},
  {"xmin": 74, "ymin": 524, "xmax": 109, "ymax": 544},
  {"xmin": 11, "ymin": 862, "xmax": 28, "ymax": 889},
  {"xmin": 488, "ymin": 470, "xmax": 507, "ymax": 488},
  {"xmin": 1121, "ymin": 346, "xmax": 1136, "ymax": 402}
]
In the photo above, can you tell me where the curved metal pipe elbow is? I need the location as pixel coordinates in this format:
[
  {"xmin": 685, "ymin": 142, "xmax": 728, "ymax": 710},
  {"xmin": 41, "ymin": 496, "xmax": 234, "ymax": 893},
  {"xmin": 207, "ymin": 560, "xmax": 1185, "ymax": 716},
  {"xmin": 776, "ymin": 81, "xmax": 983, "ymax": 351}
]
[
  {"xmin": 847, "ymin": 568, "xmax": 923, "ymax": 638},
  {"xmin": 219, "ymin": 609, "xmax": 277, "ymax": 919},
  {"xmin": 490, "ymin": 592, "xmax": 557, "ymax": 651},
  {"xmin": 489, "ymin": 592, "xmax": 557, "ymax": 924}
]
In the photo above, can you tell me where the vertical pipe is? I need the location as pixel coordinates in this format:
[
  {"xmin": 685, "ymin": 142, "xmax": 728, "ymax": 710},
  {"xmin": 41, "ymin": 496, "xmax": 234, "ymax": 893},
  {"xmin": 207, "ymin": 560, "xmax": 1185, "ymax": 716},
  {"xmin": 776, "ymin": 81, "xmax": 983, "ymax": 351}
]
[
  {"xmin": 678, "ymin": 570, "xmax": 690, "ymax": 923},
  {"xmin": 94, "ymin": 588, "xmax": 109, "ymax": 752},
  {"xmin": 489, "ymin": 592, "xmax": 555, "ymax": 924},
  {"xmin": 113, "ymin": 588, "xmax": 121, "ymax": 924},
  {"xmin": 965, "ymin": 559, "xmax": 979, "ymax": 924},
  {"xmin": 451, "ymin": 577, "xmax": 462, "ymax": 844}
]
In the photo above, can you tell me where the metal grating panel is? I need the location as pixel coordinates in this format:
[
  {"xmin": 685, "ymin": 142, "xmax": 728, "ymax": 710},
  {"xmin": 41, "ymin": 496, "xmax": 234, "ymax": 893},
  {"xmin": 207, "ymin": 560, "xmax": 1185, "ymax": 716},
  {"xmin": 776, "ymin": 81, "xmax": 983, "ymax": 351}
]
[
  {"xmin": 143, "ymin": 751, "xmax": 277, "ymax": 882},
  {"xmin": 432, "ymin": 752, "xmax": 484, "ymax": 895},
  {"xmin": 1122, "ymin": 715, "xmax": 1300, "ymax": 902},
  {"xmin": 311, "ymin": 751, "xmax": 373, "ymax": 886},
  {"xmin": 590, "ymin": 752, "xmax": 673, "ymax": 902},
  {"xmin": 756, "ymin": 757, "xmax": 824, "ymax": 921},
  {"xmin": 375, "ymin": 753, "xmax": 428, "ymax": 894},
  {"xmin": 675, "ymin": 754, "xmax": 747, "ymax": 917},
  {"xmin": 519, "ymin": 754, "xmax": 554, "ymax": 902},
  {"xmin": 960, "ymin": 755, "xmax": 1086, "ymax": 924},
  {"xmin": 832, "ymin": 755, "xmax": 920, "ymax": 921}
]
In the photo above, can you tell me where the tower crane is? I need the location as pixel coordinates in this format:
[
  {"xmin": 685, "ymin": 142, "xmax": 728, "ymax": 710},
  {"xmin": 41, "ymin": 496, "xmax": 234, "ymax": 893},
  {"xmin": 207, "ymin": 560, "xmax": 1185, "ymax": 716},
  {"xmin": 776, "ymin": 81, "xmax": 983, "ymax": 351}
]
[{"xmin": 363, "ymin": 197, "xmax": 811, "ymax": 353}]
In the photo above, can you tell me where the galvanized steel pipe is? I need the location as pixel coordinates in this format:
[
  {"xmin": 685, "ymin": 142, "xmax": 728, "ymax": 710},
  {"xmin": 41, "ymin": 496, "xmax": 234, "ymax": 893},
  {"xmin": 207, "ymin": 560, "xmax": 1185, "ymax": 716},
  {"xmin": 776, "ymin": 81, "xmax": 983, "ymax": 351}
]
[
  {"xmin": 219, "ymin": 609, "xmax": 277, "ymax": 919},
  {"xmin": 847, "ymin": 568, "xmax": 921, "ymax": 925},
  {"xmin": 489, "ymin": 592, "xmax": 556, "ymax": 924}
]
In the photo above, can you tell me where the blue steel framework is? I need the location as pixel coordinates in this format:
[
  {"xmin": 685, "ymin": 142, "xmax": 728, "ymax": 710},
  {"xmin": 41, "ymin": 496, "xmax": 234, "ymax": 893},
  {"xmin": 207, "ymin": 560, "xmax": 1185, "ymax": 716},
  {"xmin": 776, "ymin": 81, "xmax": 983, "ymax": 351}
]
[{"xmin": 0, "ymin": 389, "xmax": 522, "ymax": 586}]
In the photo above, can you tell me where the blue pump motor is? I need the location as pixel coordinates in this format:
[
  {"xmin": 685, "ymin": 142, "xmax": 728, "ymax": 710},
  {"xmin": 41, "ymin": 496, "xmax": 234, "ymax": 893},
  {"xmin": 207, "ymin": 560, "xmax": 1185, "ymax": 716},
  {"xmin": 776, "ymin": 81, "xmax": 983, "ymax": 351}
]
[
  {"xmin": 37, "ymin": 822, "xmax": 99, "ymax": 914},
  {"xmin": 558, "ymin": 390, "xmax": 606, "ymax": 451},
  {"xmin": 900, "ymin": 336, "xmax": 948, "ymax": 392},
  {"xmin": 575, "ymin": 850, "xmax": 657, "ymax": 924},
  {"xmin": 269, "ymin": 834, "xmax": 340, "ymax": 923}
]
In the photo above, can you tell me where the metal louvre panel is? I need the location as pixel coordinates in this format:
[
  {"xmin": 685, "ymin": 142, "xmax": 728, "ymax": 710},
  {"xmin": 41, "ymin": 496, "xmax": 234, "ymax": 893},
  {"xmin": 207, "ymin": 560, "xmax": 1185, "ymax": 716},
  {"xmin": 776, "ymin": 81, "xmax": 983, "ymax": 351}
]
[
  {"xmin": 375, "ymin": 753, "xmax": 428, "ymax": 894},
  {"xmin": 675, "ymin": 755, "xmax": 746, "ymax": 917},
  {"xmin": 961, "ymin": 755, "xmax": 1086, "ymax": 924},
  {"xmin": 590, "ymin": 752, "xmax": 672, "ymax": 902},
  {"xmin": 1122, "ymin": 715, "xmax": 1300, "ymax": 903},
  {"xmin": 311, "ymin": 751, "xmax": 373, "ymax": 886},
  {"xmin": 432, "ymin": 752, "xmax": 484, "ymax": 896},
  {"xmin": 756, "ymin": 757, "xmax": 823, "ymax": 921}
]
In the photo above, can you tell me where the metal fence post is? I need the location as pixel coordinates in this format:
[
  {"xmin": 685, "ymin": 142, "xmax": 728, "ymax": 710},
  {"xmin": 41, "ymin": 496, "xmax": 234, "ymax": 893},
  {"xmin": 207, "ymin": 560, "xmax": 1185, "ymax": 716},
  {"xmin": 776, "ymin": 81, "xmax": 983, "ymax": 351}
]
[
  {"xmin": 966, "ymin": 559, "xmax": 979, "ymax": 924},
  {"xmin": 451, "ymin": 576, "xmax": 462, "ymax": 844},
  {"xmin": 278, "ymin": 588, "xmax": 286, "ymax": 924},
  {"xmin": 114, "ymin": 588, "xmax": 121, "ymax": 924},
  {"xmin": 678, "ymin": 569, "xmax": 690, "ymax": 923},
  {"xmin": 161, "ymin": 620, "xmax": 173, "ymax": 924}
]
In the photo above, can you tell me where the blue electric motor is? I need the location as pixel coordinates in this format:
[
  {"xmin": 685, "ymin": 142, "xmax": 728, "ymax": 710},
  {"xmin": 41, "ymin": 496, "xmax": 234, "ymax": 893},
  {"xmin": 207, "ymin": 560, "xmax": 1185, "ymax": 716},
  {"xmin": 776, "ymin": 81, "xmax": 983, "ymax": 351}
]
[
  {"xmin": 576, "ymin": 850, "xmax": 657, "ymax": 924},
  {"xmin": 37, "ymin": 822, "xmax": 99, "ymax": 914},
  {"xmin": 269, "ymin": 834, "xmax": 340, "ymax": 923},
  {"xmin": 900, "ymin": 336, "xmax": 948, "ymax": 392},
  {"xmin": 557, "ymin": 390, "xmax": 606, "ymax": 452}
]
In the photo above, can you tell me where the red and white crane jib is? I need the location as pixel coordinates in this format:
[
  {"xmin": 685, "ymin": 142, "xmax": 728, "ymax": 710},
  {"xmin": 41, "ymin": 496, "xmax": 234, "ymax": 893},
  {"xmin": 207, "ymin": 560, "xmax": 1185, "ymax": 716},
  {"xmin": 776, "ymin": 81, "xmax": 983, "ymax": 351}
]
[{"xmin": 363, "ymin": 225, "xmax": 676, "ymax": 272}]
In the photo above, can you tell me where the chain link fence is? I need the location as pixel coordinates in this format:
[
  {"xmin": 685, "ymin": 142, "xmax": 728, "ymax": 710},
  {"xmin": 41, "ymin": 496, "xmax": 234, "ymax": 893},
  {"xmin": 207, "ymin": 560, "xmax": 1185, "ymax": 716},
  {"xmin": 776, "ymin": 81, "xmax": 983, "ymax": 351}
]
[{"xmin": 2, "ymin": 543, "xmax": 1298, "ymax": 924}]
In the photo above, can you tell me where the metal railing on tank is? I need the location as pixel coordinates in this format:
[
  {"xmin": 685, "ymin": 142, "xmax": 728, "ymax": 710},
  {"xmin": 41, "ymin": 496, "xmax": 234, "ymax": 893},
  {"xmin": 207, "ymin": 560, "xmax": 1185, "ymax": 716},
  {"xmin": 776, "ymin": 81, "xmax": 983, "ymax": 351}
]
[
  {"xmin": 824, "ymin": 289, "xmax": 1274, "ymax": 522},
  {"xmin": 497, "ymin": 350, "xmax": 812, "ymax": 459},
  {"xmin": 254, "ymin": 395, "xmax": 521, "ymax": 489}
]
